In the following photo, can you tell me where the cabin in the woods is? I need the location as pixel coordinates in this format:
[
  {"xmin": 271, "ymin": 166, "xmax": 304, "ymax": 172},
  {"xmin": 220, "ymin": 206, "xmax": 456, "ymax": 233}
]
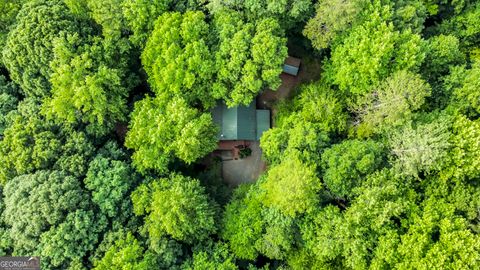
[
  {"xmin": 212, "ymin": 100, "xmax": 270, "ymax": 141},
  {"xmin": 283, "ymin": 56, "xmax": 301, "ymax": 76},
  {"xmin": 212, "ymin": 100, "xmax": 270, "ymax": 158}
]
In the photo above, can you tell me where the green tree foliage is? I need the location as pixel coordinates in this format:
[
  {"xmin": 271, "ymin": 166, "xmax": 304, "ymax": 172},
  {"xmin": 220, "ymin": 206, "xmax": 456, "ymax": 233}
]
[
  {"xmin": 260, "ymin": 115, "xmax": 330, "ymax": 165},
  {"xmin": 222, "ymin": 184, "xmax": 264, "ymax": 260},
  {"xmin": 438, "ymin": 2, "xmax": 480, "ymax": 49},
  {"xmin": 321, "ymin": 139, "xmax": 386, "ymax": 198},
  {"xmin": 355, "ymin": 70, "xmax": 431, "ymax": 136},
  {"xmin": 207, "ymin": 0, "xmax": 313, "ymax": 27},
  {"xmin": 213, "ymin": 11, "xmax": 287, "ymax": 107},
  {"xmin": 86, "ymin": 0, "xmax": 128, "ymax": 41},
  {"xmin": 132, "ymin": 174, "xmax": 217, "ymax": 244},
  {"xmin": 93, "ymin": 232, "xmax": 158, "ymax": 270},
  {"xmin": 1, "ymin": 0, "xmax": 480, "ymax": 267},
  {"xmin": 254, "ymin": 207, "xmax": 296, "ymax": 260},
  {"xmin": 325, "ymin": 2, "xmax": 426, "ymax": 96},
  {"xmin": 392, "ymin": 0, "xmax": 427, "ymax": 33},
  {"xmin": 339, "ymin": 169, "xmax": 417, "ymax": 269},
  {"xmin": 123, "ymin": 0, "xmax": 204, "ymax": 46},
  {"xmin": 222, "ymin": 183, "xmax": 298, "ymax": 261},
  {"xmin": 446, "ymin": 116, "xmax": 480, "ymax": 180},
  {"xmin": 283, "ymin": 83, "xmax": 348, "ymax": 134},
  {"xmin": 44, "ymin": 33, "xmax": 135, "ymax": 136},
  {"xmin": 260, "ymin": 83, "xmax": 346, "ymax": 164},
  {"xmin": 85, "ymin": 141, "xmax": 137, "ymax": 219},
  {"xmin": 182, "ymin": 241, "xmax": 238, "ymax": 270},
  {"xmin": 142, "ymin": 11, "xmax": 215, "ymax": 107},
  {"xmin": 304, "ymin": 0, "xmax": 365, "ymax": 50},
  {"xmin": 422, "ymin": 35, "xmax": 465, "ymax": 81},
  {"xmin": 0, "ymin": 76, "xmax": 18, "ymax": 136},
  {"xmin": 261, "ymin": 155, "xmax": 321, "ymax": 217},
  {"xmin": 3, "ymin": 170, "xmax": 105, "ymax": 269},
  {"xmin": 125, "ymin": 96, "xmax": 218, "ymax": 174},
  {"xmin": 390, "ymin": 116, "xmax": 452, "ymax": 178},
  {"xmin": 297, "ymin": 205, "xmax": 345, "ymax": 268},
  {"xmin": 0, "ymin": 99, "xmax": 94, "ymax": 184},
  {"xmin": 2, "ymin": 0, "xmax": 86, "ymax": 97},
  {"xmin": 422, "ymin": 0, "xmax": 473, "ymax": 15},
  {"xmin": 0, "ymin": 0, "xmax": 25, "ymax": 64},
  {"xmin": 122, "ymin": 0, "xmax": 171, "ymax": 46},
  {"xmin": 447, "ymin": 61, "xmax": 480, "ymax": 117},
  {"xmin": 299, "ymin": 169, "xmax": 417, "ymax": 269},
  {"xmin": 395, "ymin": 198, "xmax": 480, "ymax": 269},
  {"xmin": 0, "ymin": 188, "xmax": 12, "ymax": 256}
]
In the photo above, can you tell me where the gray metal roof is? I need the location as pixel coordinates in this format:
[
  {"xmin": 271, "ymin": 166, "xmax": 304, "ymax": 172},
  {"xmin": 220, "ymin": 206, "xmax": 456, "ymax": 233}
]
[
  {"xmin": 212, "ymin": 100, "xmax": 270, "ymax": 141},
  {"xmin": 256, "ymin": 110, "xmax": 270, "ymax": 140}
]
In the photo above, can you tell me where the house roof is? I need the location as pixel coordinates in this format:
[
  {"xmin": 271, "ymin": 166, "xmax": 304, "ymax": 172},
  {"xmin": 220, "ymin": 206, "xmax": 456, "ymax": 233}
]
[
  {"xmin": 284, "ymin": 56, "xmax": 301, "ymax": 67},
  {"xmin": 212, "ymin": 101, "xmax": 270, "ymax": 141},
  {"xmin": 283, "ymin": 56, "xmax": 301, "ymax": 76},
  {"xmin": 256, "ymin": 110, "xmax": 270, "ymax": 140}
]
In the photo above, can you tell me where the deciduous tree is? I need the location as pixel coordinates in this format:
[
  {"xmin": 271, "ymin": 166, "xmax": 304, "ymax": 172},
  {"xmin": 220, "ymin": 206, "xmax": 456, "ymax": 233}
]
[
  {"xmin": 207, "ymin": 0, "xmax": 313, "ymax": 28},
  {"xmin": 261, "ymin": 155, "xmax": 321, "ymax": 217},
  {"xmin": 0, "ymin": 99, "xmax": 94, "ymax": 184},
  {"xmin": 2, "ymin": 0, "xmax": 87, "ymax": 97},
  {"xmin": 132, "ymin": 174, "xmax": 218, "ymax": 244},
  {"xmin": 325, "ymin": 3, "xmax": 425, "ymax": 96},
  {"xmin": 0, "ymin": 0, "xmax": 25, "ymax": 65},
  {"xmin": 44, "ymin": 33, "xmax": 136, "ymax": 136},
  {"xmin": 389, "ymin": 116, "xmax": 452, "ymax": 178},
  {"xmin": 125, "ymin": 96, "xmax": 218, "ymax": 174},
  {"xmin": 213, "ymin": 11, "xmax": 287, "ymax": 107},
  {"xmin": 93, "ymin": 232, "xmax": 158, "ymax": 270},
  {"xmin": 85, "ymin": 141, "xmax": 137, "ymax": 219},
  {"xmin": 3, "ymin": 170, "xmax": 105, "ymax": 269},
  {"xmin": 355, "ymin": 70, "xmax": 431, "ymax": 136},
  {"xmin": 321, "ymin": 139, "xmax": 386, "ymax": 198},
  {"xmin": 222, "ymin": 184, "xmax": 264, "ymax": 260},
  {"xmin": 142, "ymin": 11, "xmax": 215, "ymax": 107},
  {"xmin": 304, "ymin": 0, "xmax": 365, "ymax": 50},
  {"xmin": 182, "ymin": 241, "xmax": 238, "ymax": 270},
  {"xmin": 0, "ymin": 76, "xmax": 18, "ymax": 136}
]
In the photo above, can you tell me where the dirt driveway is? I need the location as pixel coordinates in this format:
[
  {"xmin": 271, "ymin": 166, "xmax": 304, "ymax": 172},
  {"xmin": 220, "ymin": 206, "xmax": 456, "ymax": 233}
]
[{"xmin": 221, "ymin": 141, "xmax": 266, "ymax": 186}]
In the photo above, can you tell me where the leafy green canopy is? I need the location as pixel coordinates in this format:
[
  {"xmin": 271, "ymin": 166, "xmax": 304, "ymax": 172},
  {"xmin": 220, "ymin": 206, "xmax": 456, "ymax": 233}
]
[
  {"xmin": 354, "ymin": 70, "xmax": 431, "ymax": 137},
  {"xmin": 0, "ymin": 0, "xmax": 25, "ymax": 65},
  {"xmin": 125, "ymin": 96, "xmax": 218, "ymax": 174},
  {"xmin": 141, "ymin": 11, "xmax": 216, "ymax": 107},
  {"xmin": 85, "ymin": 141, "xmax": 138, "ymax": 219},
  {"xmin": 304, "ymin": 0, "xmax": 365, "ymax": 50},
  {"xmin": 182, "ymin": 241, "xmax": 238, "ymax": 270},
  {"xmin": 0, "ymin": 75, "xmax": 18, "ymax": 136},
  {"xmin": 131, "ymin": 174, "xmax": 218, "ymax": 244},
  {"xmin": 261, "ymin": 155, "xmax": 322, "ymax": 217},
  {"xmin": 422, "ymin": 34, "xmax": 465, "ymax": 82},
  {"xmin": 324, "ymin": 2, "xmax": 426, "ymax": 96},
  {"xmin": 207, "ymin": 0, "xmax": 313, "ymax": 28},
  {"xmin": 438, "ymin": 1, "xmax": 480, "ymax": 50},
  {"xmin": 0, "ymin": 99, "xmax": 94, "ymax": 184},
  {"xmin": 446, "ymin": 60, "xmax": 480, "ymax": 117},
  {"xmin": 390, "ymin": 116, "xmax": 452, "ymax": 178},
  {"xmin": 221, "ymin": 184, "xmax": 264, "ymax": 260},
  {"xmin": 260, "ymin": 83, "xmax": 347, "ymax": 164},
  {"xmin": 93, "ymin": 232, "xmax": 158, "ymax": 270},
  {"xmin": 3, "ymin": 170, "xmax": 106, "ymax": 269},
  {"xmin": 2, "ymin": 0, "xmax": 88, "ymax": 97},
  {"xmin": 213, "ymin": 10, "xmax": 287, "ymax": 107},
  {"xmin": 44, "ymin": 33, "xmax": 136, "ymax": 136},
  {"xmin": 321, "ymin": 139, "xmax": 386, "ymax": 198}
]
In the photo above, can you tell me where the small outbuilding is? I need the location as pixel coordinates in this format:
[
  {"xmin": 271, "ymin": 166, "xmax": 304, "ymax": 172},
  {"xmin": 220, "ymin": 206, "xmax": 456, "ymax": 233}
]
[{"xmin": 283, "ymin": 56, "xmax": 301, "ymax": 76}]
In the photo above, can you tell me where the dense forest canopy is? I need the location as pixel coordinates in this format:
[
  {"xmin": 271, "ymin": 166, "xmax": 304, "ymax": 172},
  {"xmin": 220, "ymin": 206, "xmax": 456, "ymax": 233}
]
[{"xmin": 0, "ymin": 0, "xmax": 479, "ymax": 269}]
